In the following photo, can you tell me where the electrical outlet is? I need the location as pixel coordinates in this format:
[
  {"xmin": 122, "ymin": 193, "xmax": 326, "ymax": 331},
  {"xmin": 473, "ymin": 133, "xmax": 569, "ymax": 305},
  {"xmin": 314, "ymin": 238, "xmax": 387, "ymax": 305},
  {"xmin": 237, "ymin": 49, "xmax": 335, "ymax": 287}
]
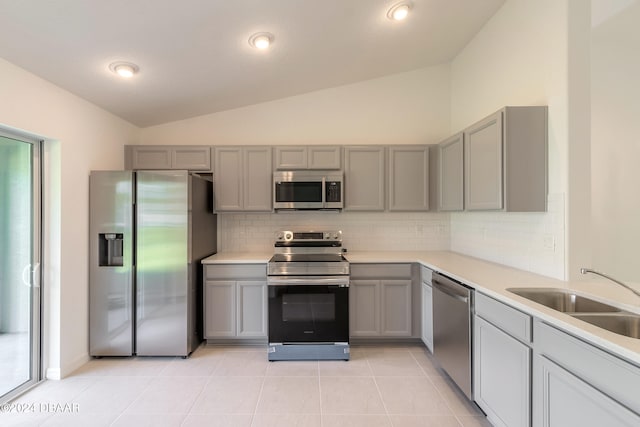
[{"xmin": 543, "ymin": 234, "xmax": 555, "ymax": 251}]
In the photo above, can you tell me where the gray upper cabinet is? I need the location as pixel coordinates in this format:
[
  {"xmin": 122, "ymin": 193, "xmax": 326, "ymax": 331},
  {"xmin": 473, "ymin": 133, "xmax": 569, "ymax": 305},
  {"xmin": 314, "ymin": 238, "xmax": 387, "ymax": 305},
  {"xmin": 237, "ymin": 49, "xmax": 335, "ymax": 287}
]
[
  {"xmin": 214, "ymin": 147, "xmax": 243, "ymax": 211},
  {"xmin": 172, "ymin": 146, "xmax": 212, "ymax": 170},
  {"xmin": 387, "ymin": 145, "xmax": 429, "ymax": 211},
  {"xmin": 274, "ymin": 146, "xmax": 342, "ymax": 170},
  {"xmin": 243, "ymin": 147, "xmax": 273, "ymax": 211},
  {"xmin": 125, "ymin": 145, "xmax": 212, "ymax": 171},
  {"xmin": 308, "ymin": 146, "xmax": 342, "ymax": 169},
  {"xmin": 438, "ymin": 133, "xmax": 464, "ymax": 211},
  {"xmin": 464, "ymin": 112, "xmax": 503, "ymax": 210},
  {"xmin": 464, "ymin": 106, "xmax": 547, "ymax": 212},
  {"xmin": 274, "ymin": 146, "xmax": 307, "ymax": 169},
  {"xmin": 214, "ymin": 146, "xmax": 272, "ymax": 212},
  {"xmin": 344, "ymin": 146, "xmax": 385, "ymax": 211}
]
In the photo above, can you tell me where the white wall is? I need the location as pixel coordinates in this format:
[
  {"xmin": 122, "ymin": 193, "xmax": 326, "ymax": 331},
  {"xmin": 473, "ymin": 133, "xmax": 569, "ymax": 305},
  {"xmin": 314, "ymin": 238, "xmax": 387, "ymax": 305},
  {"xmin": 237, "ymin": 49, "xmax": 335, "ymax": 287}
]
[
  {"xmin": 448, "ymin": 0, "xmax": 591, "ymax": 280},
  {"xmin": 591, "ymin": 1, "xmax": 640, "ymax": 284},
  {"xmin": 140, "ymin": 66, "xmax": 451, "ymax": 146},
  {"xmin": 141, "ymin": 66, "xmax": 453, "ymax": 252},
  {"xmin": 0, "ymin": 58, "xmax": 139, "ymax": 378}
]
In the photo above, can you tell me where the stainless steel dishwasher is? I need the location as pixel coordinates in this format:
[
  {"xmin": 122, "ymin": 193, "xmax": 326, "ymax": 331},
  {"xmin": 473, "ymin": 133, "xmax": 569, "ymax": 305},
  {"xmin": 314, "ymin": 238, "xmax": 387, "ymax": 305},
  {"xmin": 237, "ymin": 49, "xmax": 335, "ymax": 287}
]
[{"xmin": 432, "ymin": 271, "xmax": 474, "ymax": 400}]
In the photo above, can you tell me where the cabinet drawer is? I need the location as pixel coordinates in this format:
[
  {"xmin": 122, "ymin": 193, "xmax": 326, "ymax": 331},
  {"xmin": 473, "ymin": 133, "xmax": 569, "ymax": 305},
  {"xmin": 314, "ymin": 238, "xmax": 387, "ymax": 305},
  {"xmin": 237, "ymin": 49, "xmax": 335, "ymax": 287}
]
[
  {"xmin": 204, "ymin": 264, "xmax": 266, "ymax": 280},
  {"xmin": 476, "ymin": 293, "xmax": 531, "ymax": 343},
  {"xmin": 351, "ymin": 263, "xmax": 412, "ymax": 279}
]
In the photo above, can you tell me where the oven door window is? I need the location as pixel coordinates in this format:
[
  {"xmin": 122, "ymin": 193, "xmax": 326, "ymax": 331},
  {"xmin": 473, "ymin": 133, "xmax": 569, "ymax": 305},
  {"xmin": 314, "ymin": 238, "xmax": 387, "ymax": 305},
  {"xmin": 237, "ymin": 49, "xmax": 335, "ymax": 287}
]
[
  {"xmin": 269, "ymin": 285, "xmax": 349, "ymax": 343},
  {"xmin": 282, "ymin": 293, "xmax": 335, "ymax": 322},
  {"xmin": 275, "ymin": 182, "xmax": 322, "ymax": 202}
]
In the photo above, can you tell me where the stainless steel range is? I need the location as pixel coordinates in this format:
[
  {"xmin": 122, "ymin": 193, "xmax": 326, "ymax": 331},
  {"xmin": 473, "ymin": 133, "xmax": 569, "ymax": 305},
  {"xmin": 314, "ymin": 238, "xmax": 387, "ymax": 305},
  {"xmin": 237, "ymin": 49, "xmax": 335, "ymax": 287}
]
[{"xmin": 267, "ymin": 230, "xmax": 350, "ymax": 361}]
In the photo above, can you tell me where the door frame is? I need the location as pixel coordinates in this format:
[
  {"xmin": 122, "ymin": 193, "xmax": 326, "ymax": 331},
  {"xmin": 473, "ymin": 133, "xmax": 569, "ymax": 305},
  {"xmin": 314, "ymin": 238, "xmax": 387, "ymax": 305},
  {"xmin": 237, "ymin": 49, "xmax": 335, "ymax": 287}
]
[{"xmin": 0, "ymin": 127, "xmax": 43, "ymax": 403}]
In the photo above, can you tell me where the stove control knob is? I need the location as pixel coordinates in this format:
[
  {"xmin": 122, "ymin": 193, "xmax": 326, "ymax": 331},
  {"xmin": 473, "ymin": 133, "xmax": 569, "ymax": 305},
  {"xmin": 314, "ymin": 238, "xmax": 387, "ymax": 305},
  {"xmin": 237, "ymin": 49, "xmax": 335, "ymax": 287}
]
[
  {"xmin": 284, "ymin": 231, "xmax": 293, "ymax": 241},
  {"xmin": 332, "ymin": 233, "xmax": 339, "ymax": 239},
  {"xmin": 276, "ymin": 232, "xmax": 284, "ymax": 240}
]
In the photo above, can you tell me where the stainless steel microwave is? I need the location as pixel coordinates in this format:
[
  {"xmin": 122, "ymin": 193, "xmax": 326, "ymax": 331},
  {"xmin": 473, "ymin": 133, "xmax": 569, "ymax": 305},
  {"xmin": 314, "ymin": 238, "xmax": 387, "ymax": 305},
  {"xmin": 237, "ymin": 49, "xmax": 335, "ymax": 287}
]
[{"xmin": 273, "ymin": 171, "xmax": 343, "ymax": 210}]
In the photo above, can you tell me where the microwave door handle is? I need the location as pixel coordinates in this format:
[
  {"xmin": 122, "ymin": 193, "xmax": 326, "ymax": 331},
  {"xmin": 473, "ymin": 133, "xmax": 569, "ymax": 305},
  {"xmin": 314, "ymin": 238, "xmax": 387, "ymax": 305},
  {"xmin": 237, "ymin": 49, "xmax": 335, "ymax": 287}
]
[{"xmin": 321, "ymin": 176, "xmax": 326, "ymax": 208}]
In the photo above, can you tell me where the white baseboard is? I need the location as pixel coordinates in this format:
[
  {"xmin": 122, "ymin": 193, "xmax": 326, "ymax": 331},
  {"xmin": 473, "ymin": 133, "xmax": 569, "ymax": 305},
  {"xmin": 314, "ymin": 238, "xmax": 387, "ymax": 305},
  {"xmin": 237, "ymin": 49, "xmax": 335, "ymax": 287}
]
[
  {"xmin": 46, "ymin": 352, "xmax": 90, "ymax": 380},
  {"xmin": 45, "ymin": 367, "xmax": 61, "ymax": 380}
]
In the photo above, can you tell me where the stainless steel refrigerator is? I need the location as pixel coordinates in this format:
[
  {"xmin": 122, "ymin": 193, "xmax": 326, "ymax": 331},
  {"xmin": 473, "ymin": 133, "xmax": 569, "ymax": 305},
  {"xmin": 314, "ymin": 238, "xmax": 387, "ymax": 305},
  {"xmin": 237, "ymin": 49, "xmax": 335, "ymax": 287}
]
[{"xmin": 89, "ymin": 170, "xmax": 217, "ymax": 357}]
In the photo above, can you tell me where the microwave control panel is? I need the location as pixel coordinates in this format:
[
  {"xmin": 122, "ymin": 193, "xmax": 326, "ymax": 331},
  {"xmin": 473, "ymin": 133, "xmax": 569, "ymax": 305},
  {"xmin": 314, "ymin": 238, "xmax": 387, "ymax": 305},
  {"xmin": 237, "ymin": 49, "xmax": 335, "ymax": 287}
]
[{"xmin": 325, "ymin": 181, "xmax": 342, "ymax": 203}]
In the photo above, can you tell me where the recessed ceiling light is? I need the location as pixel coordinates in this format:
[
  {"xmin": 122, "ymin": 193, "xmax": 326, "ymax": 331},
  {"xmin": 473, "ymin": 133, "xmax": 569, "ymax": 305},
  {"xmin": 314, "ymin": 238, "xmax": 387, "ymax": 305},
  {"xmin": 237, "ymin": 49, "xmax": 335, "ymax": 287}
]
[
  {"xmin": 387, "ymin": 2, "xmax": 411, "ymax": 21},
  {"xmin": 248, "ymin": 32, "xmax": 274, "ymax": 50},
  {"xmin": 109, "ymin": 61, "xmax": 139, "ymax": 78}
]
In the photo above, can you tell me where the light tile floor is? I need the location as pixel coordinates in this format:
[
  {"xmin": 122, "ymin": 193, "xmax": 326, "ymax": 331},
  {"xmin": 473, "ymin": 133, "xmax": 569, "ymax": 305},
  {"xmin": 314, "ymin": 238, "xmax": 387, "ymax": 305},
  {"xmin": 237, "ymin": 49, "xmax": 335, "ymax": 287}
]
[{"xmin": 1, "ymin": 344, "xmax": 493, "ymax": 427}]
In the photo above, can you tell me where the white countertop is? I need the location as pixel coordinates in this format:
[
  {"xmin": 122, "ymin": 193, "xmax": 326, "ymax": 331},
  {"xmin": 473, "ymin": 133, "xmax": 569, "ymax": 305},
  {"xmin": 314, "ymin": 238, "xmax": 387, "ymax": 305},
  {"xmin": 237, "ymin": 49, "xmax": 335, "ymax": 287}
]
[
  {"xmin": 202, "ymin": 251, "xmax": 272, "ymax": 264},
  {"xmin": 202, "ymin": 250, "xmax": 640, "ymax": 365}
]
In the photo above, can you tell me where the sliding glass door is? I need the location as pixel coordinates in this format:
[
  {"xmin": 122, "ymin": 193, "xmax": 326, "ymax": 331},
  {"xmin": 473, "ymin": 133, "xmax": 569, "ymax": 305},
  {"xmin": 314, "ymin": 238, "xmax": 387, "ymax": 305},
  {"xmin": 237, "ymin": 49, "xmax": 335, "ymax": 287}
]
[{"xmin": 0, "ymin": 131, "xmax": 41, "ymax": 402}]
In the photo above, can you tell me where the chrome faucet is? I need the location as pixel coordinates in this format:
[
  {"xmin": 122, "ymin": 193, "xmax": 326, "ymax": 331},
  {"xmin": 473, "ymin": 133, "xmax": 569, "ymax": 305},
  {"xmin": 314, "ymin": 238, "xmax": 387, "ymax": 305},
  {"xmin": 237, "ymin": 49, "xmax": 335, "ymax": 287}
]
[{"xmin": 580, "ymin": 268, "xmax": 640, "ymax": 298}]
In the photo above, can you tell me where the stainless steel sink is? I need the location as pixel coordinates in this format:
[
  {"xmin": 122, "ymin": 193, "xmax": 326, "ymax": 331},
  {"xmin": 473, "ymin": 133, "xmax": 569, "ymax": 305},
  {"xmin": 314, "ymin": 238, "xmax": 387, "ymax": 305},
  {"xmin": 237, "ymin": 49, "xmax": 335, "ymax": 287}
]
[
  {"xmin": 571, "ymin": 314, "xmax": 640, "ymax": 339},
  {"xmin": 507, "ymin": 288, "xmax": 640, "ymax": 339},
  {"xmin": 507, "ymin": 288, "xmax": 621, "ymax": 313}
]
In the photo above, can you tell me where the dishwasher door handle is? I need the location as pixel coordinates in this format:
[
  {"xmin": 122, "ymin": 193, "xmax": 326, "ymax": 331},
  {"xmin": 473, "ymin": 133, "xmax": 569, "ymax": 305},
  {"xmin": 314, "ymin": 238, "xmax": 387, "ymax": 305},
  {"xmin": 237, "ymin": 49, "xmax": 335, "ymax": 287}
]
[{"xmin": 433, "ymin": 280, "xmax": 469, "ymax": 304}]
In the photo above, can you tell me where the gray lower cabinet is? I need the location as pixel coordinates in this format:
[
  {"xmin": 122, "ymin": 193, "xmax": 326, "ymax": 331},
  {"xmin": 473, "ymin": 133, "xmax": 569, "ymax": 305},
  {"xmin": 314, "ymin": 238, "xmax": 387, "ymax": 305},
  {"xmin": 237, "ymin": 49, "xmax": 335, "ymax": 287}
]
[
  {"xmin": 274, "ymin": 145, "xmax": 342, "ymax": 170},
  {"xmin": 464, "ymin": 106, "xmax": 547, "ymax": 212},
  {"xmin": 213, "ymin": 146, "xmax": 272, "ymax": 212},
  {"xmin": 203, "ymin": 264, "xmax": 267, "ymax": 340},
  {"xmin": 204, "ymin": 280, "xmax": 236, "ymax": 337},
  {"xmin": 350, "ymin": 279, "xmax": 380, "ymax": 336},
  {"xmin": 534, "ymin": 356, "xmax": 639, "ymax": 427},
  {"xmin": 533, "ymin": 321, "xmax": 640, "ymax": 427},
  {"xmin": 475, "ymin": 317, "xmax": 531, "ymax": 427},
  {"xmin": 343, "ymin": 146, "xmax": 385, "ymax": 211},
  {"xmin": 437, "ymin": 133, "xmax": 464, "ymax": 211},
  {"xmin": 125, "ymin": 145, "xmax": 212, "ymax": 171},
  {"xmin": 236, "ymin": 281, "xmax": 268, "ymax": 337},
  {"xmin": 350, "ymin": 264, "xmax": 413, "ymax": 338},
  {"xmin": 473, "ymin": 292, "xmax": 640, "ymax": 427},
  {"xmin": 381, "ymin": 280, "xmax": 412, "ymax": 336},
  {"xmin": 387, "ymin": 145, "xmax": 430, "ymax": 211},
  {"xmin": 474, "ymin": 293, "xmax": 532, "ymax": 427},
  {"xmin": 420, "ymin": 266, "xmax": 433, "ymax": 352}
]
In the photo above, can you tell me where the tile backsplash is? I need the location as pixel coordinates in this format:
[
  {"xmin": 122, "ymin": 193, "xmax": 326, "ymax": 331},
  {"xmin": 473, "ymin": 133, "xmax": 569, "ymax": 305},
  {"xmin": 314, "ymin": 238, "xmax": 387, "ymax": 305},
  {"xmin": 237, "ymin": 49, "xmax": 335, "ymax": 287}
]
[
  {"xmin": 218, "ymin": 211, "xmax": 451, "ymax": 253},
  {"xmin": 217, "ymin": 194, "xmax": 566, "ymax": 280},
  {"xmin": 450, "ymin": 193, "xmax": 566, "ymax": 280}
]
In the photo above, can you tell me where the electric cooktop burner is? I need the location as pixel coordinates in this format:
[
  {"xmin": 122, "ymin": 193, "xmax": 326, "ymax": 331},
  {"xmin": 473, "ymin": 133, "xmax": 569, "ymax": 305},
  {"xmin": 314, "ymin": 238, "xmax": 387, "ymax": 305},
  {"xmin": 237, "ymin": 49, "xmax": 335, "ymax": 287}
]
[{"xmin": 267, "ymin": 230, "xmax": 349, "ymax": 277}]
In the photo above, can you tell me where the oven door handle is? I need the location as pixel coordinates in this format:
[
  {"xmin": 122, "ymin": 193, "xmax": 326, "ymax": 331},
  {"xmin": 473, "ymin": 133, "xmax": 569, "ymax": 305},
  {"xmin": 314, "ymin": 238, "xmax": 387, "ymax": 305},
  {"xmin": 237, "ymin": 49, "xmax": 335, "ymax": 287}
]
[{"xmin": 267, "ymin": 276, "xmax": 350, "ymax": 287}]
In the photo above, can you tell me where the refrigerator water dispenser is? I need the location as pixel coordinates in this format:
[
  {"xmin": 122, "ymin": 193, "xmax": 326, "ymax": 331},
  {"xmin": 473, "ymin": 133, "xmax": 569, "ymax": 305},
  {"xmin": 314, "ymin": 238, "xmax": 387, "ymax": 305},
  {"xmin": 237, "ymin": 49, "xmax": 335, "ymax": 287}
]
[{"xmin": 98, "ymin": 233, "xmax": 124, "ymax": 266}]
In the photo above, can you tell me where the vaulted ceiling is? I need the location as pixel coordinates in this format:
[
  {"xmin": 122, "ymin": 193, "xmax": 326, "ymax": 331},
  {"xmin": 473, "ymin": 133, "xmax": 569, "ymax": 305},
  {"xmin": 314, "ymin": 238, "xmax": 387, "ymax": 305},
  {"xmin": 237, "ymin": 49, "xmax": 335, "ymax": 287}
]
[{"xmin": 0, "ymin": 0, "xmax": 505, "ymax": 127}]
